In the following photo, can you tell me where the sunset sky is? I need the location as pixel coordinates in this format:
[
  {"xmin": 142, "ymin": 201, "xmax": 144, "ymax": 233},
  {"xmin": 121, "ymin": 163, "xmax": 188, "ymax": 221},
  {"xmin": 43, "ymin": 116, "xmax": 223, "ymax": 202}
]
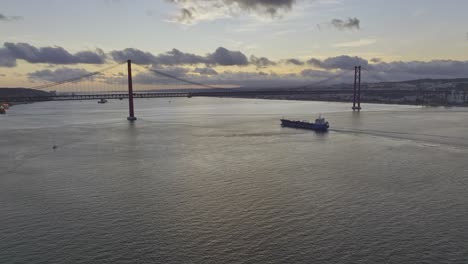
[{"xmin": 1, "ymin": 0, "xmax": 468, "ymax": 89}]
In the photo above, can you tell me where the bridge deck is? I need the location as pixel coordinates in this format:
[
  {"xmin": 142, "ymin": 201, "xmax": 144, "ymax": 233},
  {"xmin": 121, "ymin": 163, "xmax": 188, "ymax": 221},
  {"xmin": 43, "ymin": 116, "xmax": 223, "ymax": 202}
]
[{"xmin": 0, "ymin": 89, "xmax": 450, "ymax": 102}]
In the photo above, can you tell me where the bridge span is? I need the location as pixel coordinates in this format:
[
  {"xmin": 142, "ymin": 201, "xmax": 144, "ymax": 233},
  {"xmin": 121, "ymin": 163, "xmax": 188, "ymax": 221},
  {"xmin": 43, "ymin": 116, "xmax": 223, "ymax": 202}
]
[
  {"xmin": 3, "ymin": 60, "xmax": 460, "ymax": 120},
  {"xmin": 1, "ymin": 89, "xmax": 449, "ymax": 103},
  {"xmin": 3, "ymin": 89, "xmax": 356, "ymax": 102}
]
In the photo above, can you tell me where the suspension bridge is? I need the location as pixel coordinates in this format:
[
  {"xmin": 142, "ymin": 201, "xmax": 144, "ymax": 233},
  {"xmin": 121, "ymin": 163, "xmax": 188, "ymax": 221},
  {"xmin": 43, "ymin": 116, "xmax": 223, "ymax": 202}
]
[{"xmin": 1, "ymin": 60, "xmax": 465, "ymax": 120}]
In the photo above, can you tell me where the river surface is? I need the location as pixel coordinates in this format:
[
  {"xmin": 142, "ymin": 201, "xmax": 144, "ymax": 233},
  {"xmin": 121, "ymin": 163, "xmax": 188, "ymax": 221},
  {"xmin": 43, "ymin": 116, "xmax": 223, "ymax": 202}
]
[{"xmin": 1, "ymin": 98, "xmax": 467, "ymax": 264}]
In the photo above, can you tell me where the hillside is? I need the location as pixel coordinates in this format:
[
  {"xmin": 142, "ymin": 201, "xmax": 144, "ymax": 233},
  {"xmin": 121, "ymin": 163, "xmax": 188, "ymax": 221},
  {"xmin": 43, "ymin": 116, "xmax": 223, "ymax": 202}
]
[{"xmin": 0, "ymin": 88, "xmax": 51, "ymax": 98}]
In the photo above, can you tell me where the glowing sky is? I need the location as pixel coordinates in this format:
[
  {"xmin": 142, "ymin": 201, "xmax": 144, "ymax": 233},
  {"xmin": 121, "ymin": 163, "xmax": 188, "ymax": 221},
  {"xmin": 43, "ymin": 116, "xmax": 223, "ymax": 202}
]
[{"xmin": 1, "ymin": 0, "xmax": 468, "ymax": 88}]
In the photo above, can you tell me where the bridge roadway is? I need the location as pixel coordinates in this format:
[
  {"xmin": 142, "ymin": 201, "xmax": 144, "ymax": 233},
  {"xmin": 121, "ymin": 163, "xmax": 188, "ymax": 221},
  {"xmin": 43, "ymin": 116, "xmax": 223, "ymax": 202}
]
[{"xmin": 0, "ymin": 89, "xmax": 450, "ymax": 102}]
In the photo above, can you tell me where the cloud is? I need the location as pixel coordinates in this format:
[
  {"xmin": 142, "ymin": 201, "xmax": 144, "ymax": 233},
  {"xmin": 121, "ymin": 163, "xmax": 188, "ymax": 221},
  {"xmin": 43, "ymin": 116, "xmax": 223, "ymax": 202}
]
[
  {"xmin": 228, "ymin": 0, "xmax": 296, "ymax": 16},
  {"xmin": 0, "ymin": 13, "xmax": 22, "ymax": 22},
  {"xmin": 255, "ymin": 59, "xmax": 468, "ymax": 83},
  {"xmin": 28, "ymin": 68, "xmax": 95, "ymax": 82},
  {"xmin": 333, "ymin": 38, "xmax": 376, "ymax": 48},
  {"xmin": 250, "ymin": 55, "xmax": 276, "ymax": 68},
  {"xmin": 303, "ymin": 58, "xmax": 468, "ymax": 82},
  {"xmin": 330, "ymin": 17, "xmax": 360, "ymax": 30},
  {"xmin": 0, "ymin": 48, "xmax": 16, "ymax": 67},
  {"xmin": 203, "ymin": 70, "xmax": 309, "ymax": 87},
  {"xmin": 193, "ymin": 67, "xmax": 218, "ymax": 75},
  {"xmin": 371, "ymin": 60, "xmax": 468, "ymax": 79},
  {"xmin": 166, "ymin": 0, "xmax": 296, "ymax": 24},
  {"xmin": 130, "ymin": 65, "xmax": 320, "ymax": 88},
  {"xmin": 111, "ymin": 46, "xmax": 248, "ymax": 66},
  {"xmin": 1, "ymin": 42, "xmax": 106, "ymax": 66},
  {"xmin": 209, "ymin": 47, "xmax": 249, "ymax": 66},
  {"xmin": 156, "ymin": 48, "xmax": 209, "ymax": 65},
  {"xmin": 111, "ymin": 48, "xmax": 209, "ymax": 65},
  {"xmin": 109, "ymin": 48, "xmax": 157, "ymax": 64},
  {"xmin": 308, "ymin": 55, "xmax": 369, "ymax": 70},
  {"xmin": 363, "ymin": 61, "xmax": 468, "ymax": 82},
  {"xmin": 300, "ymin": 69, "xmax": 334, "ymax": 78},
  {"xmin": 22, "ymin": 55, "xmax": 468, "ymax": 88},
  {"xmin": 133, "ymin": 66, "xmax": 191, "ymax": 84},
  {"xmin": 8, "ymin": 41, "xmax": 468, "ymax": 86},
  {"xmin": 284, "ymin": 58, "xmax": 304, "ymax": 66}
]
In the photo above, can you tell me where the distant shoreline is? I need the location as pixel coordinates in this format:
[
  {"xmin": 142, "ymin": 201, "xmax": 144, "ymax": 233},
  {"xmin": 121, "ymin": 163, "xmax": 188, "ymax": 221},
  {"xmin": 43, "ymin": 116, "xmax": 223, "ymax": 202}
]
[{"xmin": 219, "ymin": 95, "xmax": 468, "ymax": 108}]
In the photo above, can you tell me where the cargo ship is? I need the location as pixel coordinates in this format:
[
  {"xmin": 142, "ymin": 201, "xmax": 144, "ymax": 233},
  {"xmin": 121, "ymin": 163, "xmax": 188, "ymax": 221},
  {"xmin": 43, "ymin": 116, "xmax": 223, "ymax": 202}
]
[{"xmin": 280, "ymin": 115, "xmax": 329, "ymax": 131}]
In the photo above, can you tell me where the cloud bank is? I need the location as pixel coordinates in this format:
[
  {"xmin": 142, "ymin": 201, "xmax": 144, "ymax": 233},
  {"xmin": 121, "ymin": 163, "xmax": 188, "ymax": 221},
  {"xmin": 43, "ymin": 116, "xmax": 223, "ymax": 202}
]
[
  {"xmin": 0, "ymin": 42, "xmax": 106, "ymax": 67},
  {"xmin": 3, "ymin": 41, "xmax": 468, "ymax": 86},
  {"xmin": 308, "ymin": 55, "xmax": 369, "ymax": 70},
  {"xmin": 28, "ymin": 68, "xmax": 95, "ymax": 82},
  {"xmin": 110, "ymin": 46, "xmax": 249, "ymax": 66}
]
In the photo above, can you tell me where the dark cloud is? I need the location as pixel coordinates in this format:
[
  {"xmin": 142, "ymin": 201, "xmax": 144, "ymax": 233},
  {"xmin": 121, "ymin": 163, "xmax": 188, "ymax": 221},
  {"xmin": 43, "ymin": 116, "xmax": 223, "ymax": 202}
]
[
  {"xmin": 28, "ymin": 68, "xmax": 95, "ymax": 82},
  {"xmin": 166, "ymin": 0, "xmax": 296, "ymax": 23},
  {"xmin": 285, "ymin": 58, "xmax": 304, "ymax": 66},
  {"xmin": 307, "ymin": 58, "xmax": 321, "ymax": 66},
  {"xmin": 74, "ymin": 49, "xmax": 106, "ymax": 64},
  {"xmin": 116, "ymin": 58, "xmax": 468, "ymax": 86},
  {"xmin": 110, "ymin": 48, "xmax": 157, "ymax": 64},
  {"xmin": 330, "ymin": 17, "xmax": 360, "ymax": 30},
  {"xmin": 111, "ymin": 48, "xmax": 208, "ymax": 65},
  {"xmin": 9, "ymin": 41, "xmax": 468, "ymax": 85},
  {"xmin": 156, "ymin": 48, "xmax": 209, "ymax": 65},
  {"xmin": 178, "ymin": 8, "xmax": 194, "ymax": 22},
  {"xmin": 193, "ymin": 67, "xmax": 218, "ymax": 75},
  {"xmin": 308, "ymin": 55, "xmax": 369, "ymax": 70},
  {"xmin": 2, "ymin": 42, "xmax": 106, "ymax": 65},
  {"xmin": 209, "ymin": 47, "xmax": 249, "ymax": 66},
  {"xmin": 0, "ymin": 48, "xmax": 16, "ymax": 67},
  {"xmin": 371, "ymin": 60, "xmax": 468, "ymax": 79},
  {"xmin": 111, "ymin": 46, "xmax": 248, "ymax": 66},
  {"xmin": 0, "ymin": 13, "xmax": 22, "ymax": 21},
  {"xmin": 228, "ymin": 0, "xmax": 296, "ymax": 16},
  {"xmin": 250, "ymin": 55, "xmax": 276, "ymax": 68},
  {"xmin": 305, "ymin": 57, "xmax": 468, "ymax": 82}
]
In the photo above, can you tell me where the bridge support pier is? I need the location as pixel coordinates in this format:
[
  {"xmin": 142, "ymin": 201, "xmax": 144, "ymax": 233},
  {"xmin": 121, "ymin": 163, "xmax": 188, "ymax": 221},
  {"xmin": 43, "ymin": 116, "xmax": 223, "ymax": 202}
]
[
  {"xmin": 127, "ymin": 60, "xmax": 137, "ymax": 121},
  {"xmin": 352, "ymin": 66, "xmax": 362, "ymax": 111}
]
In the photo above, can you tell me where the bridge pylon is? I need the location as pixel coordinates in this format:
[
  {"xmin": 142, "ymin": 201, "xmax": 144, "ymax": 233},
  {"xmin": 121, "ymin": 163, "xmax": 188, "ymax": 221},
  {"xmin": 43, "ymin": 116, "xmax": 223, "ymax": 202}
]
[
  {"xmin": 127, "ymin": 60, "xmax": 137, "ymax": 121},
  {"xmin": 352, "ymin": 65, "xmax": 362, "ymax": 111}
]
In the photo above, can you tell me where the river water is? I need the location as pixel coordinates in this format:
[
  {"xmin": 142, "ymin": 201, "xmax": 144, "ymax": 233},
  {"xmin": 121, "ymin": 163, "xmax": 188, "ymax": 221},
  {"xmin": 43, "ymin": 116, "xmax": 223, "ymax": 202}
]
[{"xmin": 1, "ymin": 98, "xmax": 467, "ymax": 264}]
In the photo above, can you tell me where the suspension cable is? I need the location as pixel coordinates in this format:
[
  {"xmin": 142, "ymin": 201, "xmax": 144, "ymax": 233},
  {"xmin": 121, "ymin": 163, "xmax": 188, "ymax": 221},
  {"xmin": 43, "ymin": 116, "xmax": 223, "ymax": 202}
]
[
  {"xmin": 28, "ymin": 61, "xmax": 126, "ymax": 91},
  {"xmin": 137, "ymin": 65, "xmax": 217, "ymax": 89}
]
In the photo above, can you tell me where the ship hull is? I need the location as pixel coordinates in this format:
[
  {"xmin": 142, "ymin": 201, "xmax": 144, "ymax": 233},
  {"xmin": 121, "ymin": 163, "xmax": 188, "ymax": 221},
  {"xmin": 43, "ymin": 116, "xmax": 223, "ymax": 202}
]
[{"xmin": 280, "ymin": 119, "xmax": 329, "ymax": 131}]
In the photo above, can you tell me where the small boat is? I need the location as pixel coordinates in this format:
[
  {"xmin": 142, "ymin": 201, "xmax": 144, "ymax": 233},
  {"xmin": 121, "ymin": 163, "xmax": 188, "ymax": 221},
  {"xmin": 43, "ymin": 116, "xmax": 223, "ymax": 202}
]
[
  {"xmin": 281, "ymin": 115, "xmax": 329, "ymax": 131},
  {"xmin": 98, "ymin": 98, "xmax": 108, "ymax": 104}
]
